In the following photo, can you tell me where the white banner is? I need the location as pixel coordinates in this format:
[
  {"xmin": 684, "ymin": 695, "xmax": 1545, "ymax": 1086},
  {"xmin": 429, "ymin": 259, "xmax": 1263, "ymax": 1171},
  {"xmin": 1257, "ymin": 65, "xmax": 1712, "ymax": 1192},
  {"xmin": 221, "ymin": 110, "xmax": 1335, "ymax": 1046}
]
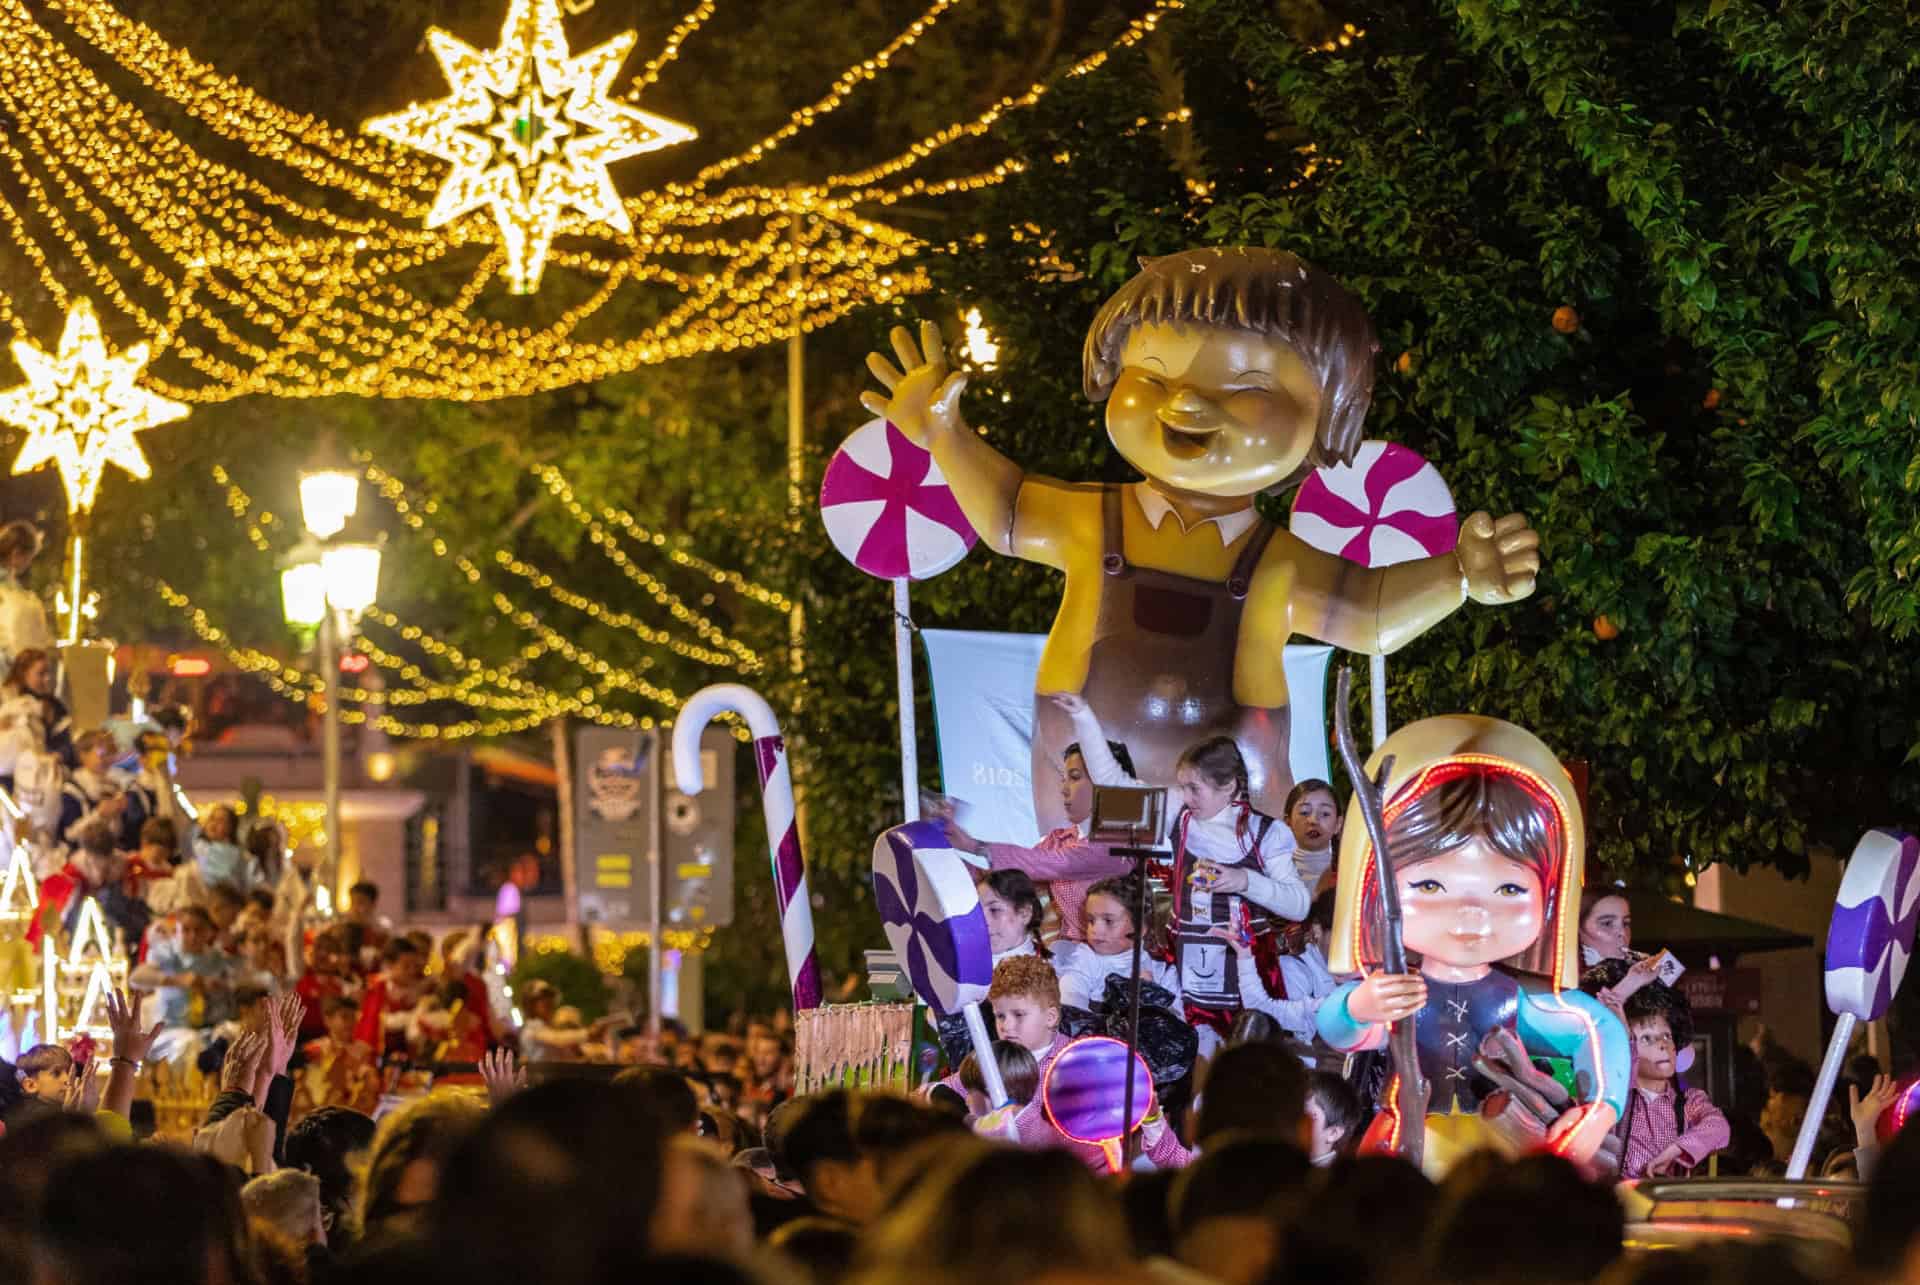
[{"xmin": 921, "ymin": 629, "xmax": 1334, "ymax": 847}]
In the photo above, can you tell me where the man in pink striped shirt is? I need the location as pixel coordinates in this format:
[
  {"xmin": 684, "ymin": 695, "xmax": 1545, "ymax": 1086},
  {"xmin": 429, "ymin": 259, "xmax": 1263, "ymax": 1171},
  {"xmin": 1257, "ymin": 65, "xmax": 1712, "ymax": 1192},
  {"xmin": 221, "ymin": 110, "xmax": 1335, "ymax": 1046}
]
[
  {"xmin": 1616, "ymin": 993, "xmax": 1729, "ymax": 1179},
  {"xmin": 946, "ymin": 715, "xmax": 1139, "ymax": 944}
]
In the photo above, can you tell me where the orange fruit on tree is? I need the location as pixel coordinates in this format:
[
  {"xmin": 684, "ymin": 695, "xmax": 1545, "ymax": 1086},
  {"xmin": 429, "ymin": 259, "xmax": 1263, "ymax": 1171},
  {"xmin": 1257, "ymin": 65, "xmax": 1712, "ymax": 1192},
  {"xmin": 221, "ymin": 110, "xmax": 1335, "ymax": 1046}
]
[
  {"xmin": 1592, "ymin": 614, "xmax": 1620, "ymax": 641},
  {"xmin": 1552, "ymin": 306, "xmax": 1581, "ymax": 334}
]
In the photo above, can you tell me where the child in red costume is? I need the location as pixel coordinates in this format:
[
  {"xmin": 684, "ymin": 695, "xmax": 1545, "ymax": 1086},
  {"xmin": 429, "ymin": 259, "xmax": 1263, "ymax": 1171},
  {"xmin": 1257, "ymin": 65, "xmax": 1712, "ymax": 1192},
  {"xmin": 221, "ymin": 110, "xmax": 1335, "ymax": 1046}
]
[
  {"xmin": 353, "ymin": 936, "xmax": 429, "ymax": 1060},
  {"xmin": 293, "ymin": 995, "xmax": 380, "ymax": 1121},
  {"xmin": 294, "ymin": 926, "xmax": 360, "ymax": 1042},
  {"xmin": 419, "ymin": 929, "xmax": 504, "ymax": 1063}
]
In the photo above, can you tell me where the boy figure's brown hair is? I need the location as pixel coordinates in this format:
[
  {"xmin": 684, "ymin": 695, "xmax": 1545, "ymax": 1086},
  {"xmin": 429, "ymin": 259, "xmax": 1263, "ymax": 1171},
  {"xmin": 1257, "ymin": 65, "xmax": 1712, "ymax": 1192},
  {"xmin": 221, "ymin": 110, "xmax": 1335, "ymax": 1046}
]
[{"xmin": 1081, "ymin": 247, "xmax": 1379, "ymax": 470}]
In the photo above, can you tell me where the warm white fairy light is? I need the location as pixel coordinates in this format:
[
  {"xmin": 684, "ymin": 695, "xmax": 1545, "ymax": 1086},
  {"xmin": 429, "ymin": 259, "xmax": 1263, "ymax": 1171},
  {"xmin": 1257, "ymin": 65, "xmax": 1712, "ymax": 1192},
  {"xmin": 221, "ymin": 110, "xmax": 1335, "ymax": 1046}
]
[
  {"xmin": 0, "ymin": 0, "xmax": 1176, "ymax": 402},
  {"xmin": 961, "ymin": 306, "xmax": 999, "ymax": 370}
]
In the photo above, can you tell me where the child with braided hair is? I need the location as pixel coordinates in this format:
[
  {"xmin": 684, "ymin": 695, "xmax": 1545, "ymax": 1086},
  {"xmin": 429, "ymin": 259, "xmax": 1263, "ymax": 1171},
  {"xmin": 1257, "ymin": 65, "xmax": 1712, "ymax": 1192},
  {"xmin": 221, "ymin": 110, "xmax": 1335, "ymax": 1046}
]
[
  {"xmin": 1166, "ymin": 736, "xmax": 1306, "ymax": 1051},
  {"xmin": 978, "ymin": 869, "xmax": 1050, "ymax": 967}
]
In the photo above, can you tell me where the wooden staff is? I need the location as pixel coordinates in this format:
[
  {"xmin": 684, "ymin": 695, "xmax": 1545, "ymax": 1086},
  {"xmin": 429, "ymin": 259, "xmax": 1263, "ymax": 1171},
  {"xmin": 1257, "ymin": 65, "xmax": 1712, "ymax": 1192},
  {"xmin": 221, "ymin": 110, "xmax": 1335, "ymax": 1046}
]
[{"xmin": 1333, "ymin": 665, "xmax": 1429, "ymax": 1168}]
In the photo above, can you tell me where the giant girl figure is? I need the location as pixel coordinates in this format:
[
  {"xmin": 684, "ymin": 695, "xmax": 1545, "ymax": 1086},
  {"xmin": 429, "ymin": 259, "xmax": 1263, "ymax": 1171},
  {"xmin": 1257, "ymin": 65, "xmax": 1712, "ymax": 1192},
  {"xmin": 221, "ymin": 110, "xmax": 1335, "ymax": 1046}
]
[{"xmin": 1315, "ymin": 715, "xmax": 1630, "ymax": 1176}]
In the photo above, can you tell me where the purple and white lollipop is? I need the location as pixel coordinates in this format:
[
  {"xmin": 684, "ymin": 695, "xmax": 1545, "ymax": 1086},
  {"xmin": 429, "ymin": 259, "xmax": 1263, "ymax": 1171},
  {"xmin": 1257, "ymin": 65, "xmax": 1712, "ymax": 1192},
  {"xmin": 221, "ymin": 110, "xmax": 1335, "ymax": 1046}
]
[
  {"xmin": 871, "ymin": 821, "xmax": 992, "ymax": 1020},
  {"xmin": 1785, "ymin": 826, "xmax": 1920, "ymax": 1177},
  {"xmin": 1826, "ymin": 828, "xmax": 1920, "ymax": 1022}
]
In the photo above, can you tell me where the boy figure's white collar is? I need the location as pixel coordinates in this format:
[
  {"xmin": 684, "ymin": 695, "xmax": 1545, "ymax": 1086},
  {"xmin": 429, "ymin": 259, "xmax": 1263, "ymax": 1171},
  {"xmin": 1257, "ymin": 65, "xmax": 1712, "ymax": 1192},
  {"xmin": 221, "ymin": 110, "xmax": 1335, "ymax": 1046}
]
[{"xmin": 1132, "ymin": 484, "xmax": 1260, "ymax": 547}]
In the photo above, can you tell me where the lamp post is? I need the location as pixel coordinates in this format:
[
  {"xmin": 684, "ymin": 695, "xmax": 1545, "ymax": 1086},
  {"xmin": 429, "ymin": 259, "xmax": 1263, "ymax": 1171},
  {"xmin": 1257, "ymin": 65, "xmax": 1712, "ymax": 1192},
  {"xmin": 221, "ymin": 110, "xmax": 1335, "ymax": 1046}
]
[{"xmin": 280, "ymin": 457, "xmax": 379, "ymax": 909}]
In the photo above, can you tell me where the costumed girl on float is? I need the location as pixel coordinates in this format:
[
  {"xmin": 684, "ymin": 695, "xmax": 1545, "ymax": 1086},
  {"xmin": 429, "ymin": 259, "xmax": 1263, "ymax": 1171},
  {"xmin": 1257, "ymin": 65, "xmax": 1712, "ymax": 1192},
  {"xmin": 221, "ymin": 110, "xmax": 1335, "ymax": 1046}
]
[
  {"xmin": 1065, "ymin": 702, "xmax": 1308, "ymax": 1055},
  {"xmin": 944, "ymin": 694, "xmax": 1141, "ymax": 951},
  {"xmin": 1315, "ymin": 715, "xmax": 1630, "ymax": 1176}
]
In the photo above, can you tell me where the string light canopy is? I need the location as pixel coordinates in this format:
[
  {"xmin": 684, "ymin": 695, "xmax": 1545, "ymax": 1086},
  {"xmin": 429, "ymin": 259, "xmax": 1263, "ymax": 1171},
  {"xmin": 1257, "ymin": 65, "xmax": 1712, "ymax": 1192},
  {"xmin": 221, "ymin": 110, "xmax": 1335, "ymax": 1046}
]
[
  {"xmin": 363, "ymin": 0, "xmax": 698, "ymax": 295},
  {"xmin": 0, "ymin": 296, "xmax": 186, "ymax": 515},
  {"xmin": 0, "ymin": 0, "xmax": 1181, "ymax": 402},
  {"xmin": 194, "ymin": 457, "xmax": 770, "ymax": 739}
]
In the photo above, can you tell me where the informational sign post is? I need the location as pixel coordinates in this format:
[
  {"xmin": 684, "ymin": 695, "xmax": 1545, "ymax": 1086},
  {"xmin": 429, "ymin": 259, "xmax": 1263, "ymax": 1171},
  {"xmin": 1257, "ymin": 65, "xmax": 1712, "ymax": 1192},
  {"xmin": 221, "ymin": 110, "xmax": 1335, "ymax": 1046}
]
[{"xmin": 573, "ymin": 726, "xmax": 735, "ymax": 930}]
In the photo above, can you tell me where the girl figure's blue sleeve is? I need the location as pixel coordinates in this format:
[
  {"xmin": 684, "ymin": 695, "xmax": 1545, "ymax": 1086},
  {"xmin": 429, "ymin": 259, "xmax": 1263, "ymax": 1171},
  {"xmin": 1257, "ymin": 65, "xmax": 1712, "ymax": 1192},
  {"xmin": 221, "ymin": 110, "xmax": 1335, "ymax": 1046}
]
[
  {"xmin": 1315, "ymin": 981, "xmax": 1388, "ymax": 1052},
  {"xmin": 1516, "ymin": 987, "xmax": 1631, "ymax": 1119}
]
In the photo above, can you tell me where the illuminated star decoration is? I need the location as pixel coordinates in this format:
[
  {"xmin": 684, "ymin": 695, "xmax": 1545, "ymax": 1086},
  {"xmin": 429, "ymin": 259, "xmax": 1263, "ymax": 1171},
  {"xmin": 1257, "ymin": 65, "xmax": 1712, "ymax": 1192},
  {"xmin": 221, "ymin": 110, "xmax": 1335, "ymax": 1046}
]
[
  {"xmin": 0, "ymin": 298, "xmax": 189, "ymax": 515},
  {"xmin": 364, "ymin": 0, "xmax": 697, "ymax": 294}
]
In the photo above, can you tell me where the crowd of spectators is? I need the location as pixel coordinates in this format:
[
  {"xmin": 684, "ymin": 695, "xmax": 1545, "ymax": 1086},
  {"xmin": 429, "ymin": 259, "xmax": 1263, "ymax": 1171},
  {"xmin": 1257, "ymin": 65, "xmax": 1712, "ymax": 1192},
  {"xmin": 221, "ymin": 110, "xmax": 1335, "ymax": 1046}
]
[{"xmin": 0, "ymin": 1002, "xmax": 1915, "ymax": 1285}]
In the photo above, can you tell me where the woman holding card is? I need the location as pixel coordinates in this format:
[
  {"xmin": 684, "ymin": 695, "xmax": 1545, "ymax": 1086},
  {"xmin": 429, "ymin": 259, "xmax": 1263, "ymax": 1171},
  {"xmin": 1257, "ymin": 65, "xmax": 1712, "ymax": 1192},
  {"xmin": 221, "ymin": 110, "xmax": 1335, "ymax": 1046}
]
[{"xmin": 1579, "ymin": 887, "xmax": 1681, "ymax": 1018}]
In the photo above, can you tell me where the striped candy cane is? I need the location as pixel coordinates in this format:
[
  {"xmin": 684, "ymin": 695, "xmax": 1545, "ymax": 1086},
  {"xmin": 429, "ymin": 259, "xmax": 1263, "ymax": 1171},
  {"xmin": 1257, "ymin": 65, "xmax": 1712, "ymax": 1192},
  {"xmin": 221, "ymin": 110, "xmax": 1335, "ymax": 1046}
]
[{"xmin": 674, "ymin": 685, "xmax": 822, "ymax": 1011}]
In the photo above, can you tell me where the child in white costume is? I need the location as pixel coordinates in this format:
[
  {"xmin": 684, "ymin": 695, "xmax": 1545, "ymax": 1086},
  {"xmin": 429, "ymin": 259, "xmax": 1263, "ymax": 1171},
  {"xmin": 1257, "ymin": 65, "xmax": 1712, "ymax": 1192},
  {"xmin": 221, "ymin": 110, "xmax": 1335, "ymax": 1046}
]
[{"xmin": 1065, "ymin": 697, "xmax": 1310, "ymax": 1052}]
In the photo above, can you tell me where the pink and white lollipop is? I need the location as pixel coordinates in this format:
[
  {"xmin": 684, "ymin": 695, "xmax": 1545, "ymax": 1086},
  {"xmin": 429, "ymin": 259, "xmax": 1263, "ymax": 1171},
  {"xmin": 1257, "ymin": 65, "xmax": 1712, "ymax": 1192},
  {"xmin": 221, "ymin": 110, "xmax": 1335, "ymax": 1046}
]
[
  {"xmin": 1291, "ymin": 441, "xmax": 1458, "ymax": 745},
  {"xmin": 1290, "ymin": 440, "xmax": 1458, "ymax": 568},
  {"xmin": 820, "ymin": 419, "xmax": 978, "ymax": 826},
  {"xmin": 820, "ymin": 419, "xmax": 977, "ymax": 581}
]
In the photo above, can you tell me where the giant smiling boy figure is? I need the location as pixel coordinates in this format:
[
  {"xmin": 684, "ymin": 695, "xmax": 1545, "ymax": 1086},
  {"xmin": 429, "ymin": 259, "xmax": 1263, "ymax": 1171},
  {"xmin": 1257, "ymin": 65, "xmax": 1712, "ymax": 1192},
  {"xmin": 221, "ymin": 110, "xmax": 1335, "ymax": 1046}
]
[{"xmin": 864, "ymin": 247, "xmax": 1541, "ymax": 829}]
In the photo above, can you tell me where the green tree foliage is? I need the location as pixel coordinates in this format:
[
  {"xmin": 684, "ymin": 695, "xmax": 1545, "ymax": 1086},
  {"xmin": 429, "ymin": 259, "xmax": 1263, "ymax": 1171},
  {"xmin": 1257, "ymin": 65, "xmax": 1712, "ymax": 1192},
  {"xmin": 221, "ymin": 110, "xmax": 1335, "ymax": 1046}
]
[
  {"xmin": 511, "ymin": 946, "xmax": 609, "ymax": 1022},
  {"xmin": 912, "ymin": 0, "xmax": 1920, "ymax": 895}
]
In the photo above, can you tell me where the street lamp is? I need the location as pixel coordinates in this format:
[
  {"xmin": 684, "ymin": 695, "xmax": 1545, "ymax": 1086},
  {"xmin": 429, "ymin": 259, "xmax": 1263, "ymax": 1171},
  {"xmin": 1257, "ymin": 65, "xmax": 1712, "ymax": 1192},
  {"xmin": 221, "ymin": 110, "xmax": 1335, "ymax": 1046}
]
[
  {"xmin": 298, "ymin": 468, "xmax": 359, "ymax": 541},
  {"xmin": 279, "ymin": 561, "xmax": 327, "ymax": 628},
  {"xmin": 281, "ymin": 452, "xmax": 380, "ymax": 911}
]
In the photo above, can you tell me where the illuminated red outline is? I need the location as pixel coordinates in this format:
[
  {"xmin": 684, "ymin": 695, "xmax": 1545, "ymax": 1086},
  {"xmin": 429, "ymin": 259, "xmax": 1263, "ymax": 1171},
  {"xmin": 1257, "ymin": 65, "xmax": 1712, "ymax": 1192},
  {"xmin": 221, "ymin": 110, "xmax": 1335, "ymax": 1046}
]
[{"xmin": 1348, "ymin": 755, "xmax": 1573, "ymax": 982}]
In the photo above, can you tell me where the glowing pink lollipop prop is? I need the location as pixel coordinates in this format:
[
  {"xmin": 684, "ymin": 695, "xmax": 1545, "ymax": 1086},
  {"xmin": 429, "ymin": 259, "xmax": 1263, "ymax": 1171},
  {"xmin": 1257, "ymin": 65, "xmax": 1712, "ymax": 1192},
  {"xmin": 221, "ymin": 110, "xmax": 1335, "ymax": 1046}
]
[
  {"xmin": 1291, "ymin": 441, "xmax": 1458, "ymax": 747},
  {"xmin": 1786, "ymin": 827, "xmax": 1919, "ymax": 1177},
  {"xmin": 674, "ymin": 685, "xmax": 821, "ymax": 1011},
  {"xmin": 1042, "ymin": 1036, "xmax": 1155, "ymax": 1174},
  {"xmin": 821, "ymin": 419, "xmax": 978, "ymax": 822}
]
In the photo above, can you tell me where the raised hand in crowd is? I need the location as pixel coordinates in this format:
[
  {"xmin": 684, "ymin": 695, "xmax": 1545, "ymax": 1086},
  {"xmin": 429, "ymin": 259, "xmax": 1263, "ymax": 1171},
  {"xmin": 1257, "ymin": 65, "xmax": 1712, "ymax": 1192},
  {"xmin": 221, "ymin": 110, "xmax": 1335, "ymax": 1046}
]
[
  {"xmin": 60, "ymin": 1056, "xmax": 93, "ymax": 1113},
  {"xmin": 106, "ymin": 986, "xmax": 164, "ymax": 1065},
  {"xmin": 221, "ymin": 1030, "xmax": 266, "ymax": 1096},
  {"xmin": 256, "ymin": 991, "xmax": 304, "ymax": 1107},
  {"xmin": 1851, "ymin": 1072, "xmax": 1902, "ymax": 1180},
  {"xmin": 264, "ymin": 992, "xmax": 303, "ymax": 1073},
  {"xmin": 102, "ymin": 986, "xmax": 164, "ymax": 1118},
  {"xmin": 480, "ymin": 1047, "xmax": 527, "ymax": 1107}
]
